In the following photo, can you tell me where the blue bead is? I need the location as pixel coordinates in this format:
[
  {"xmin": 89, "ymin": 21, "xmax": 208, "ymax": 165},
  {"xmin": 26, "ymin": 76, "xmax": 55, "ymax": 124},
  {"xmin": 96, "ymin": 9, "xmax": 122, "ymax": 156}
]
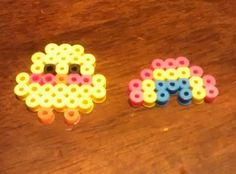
[
  {"xmin": 178, "ymin": 88, "xmax": 192, "ymax": 106},
  {"xmin": 155, "ymin": 80, "xmax": 167, "ymax": 91},
  {"xmin": 178, "ymin": 78, "xmax": 190, "ymax": 89},
  {"xmin": 156, "ymin": 90, "xmax": 170, "ymax": 106},
  {"xmin": 167, "ymin": 80, "xmax": 180, "ymax": 95}
]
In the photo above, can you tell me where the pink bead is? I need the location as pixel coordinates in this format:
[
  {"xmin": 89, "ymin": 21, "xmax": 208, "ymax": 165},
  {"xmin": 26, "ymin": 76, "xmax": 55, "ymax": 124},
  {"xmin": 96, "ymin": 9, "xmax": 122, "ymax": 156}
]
[
  {"xmin": 140, "ymin": 68, "xmax": 153, "ymax": 80},
  {"xmin": 164, "ymin": 58, "xmax": 177, "ymax": 69},
  {"xmin": 203, "ymin": 74, "xmax": 216, "ymax": 87},
  {"xmin": 128, "ymin": 79, "xmax": 142, "ymax": 92},
  {"xmin": 151, "ymin": 59, "xmax": 165, "ymax": 70},
  {"xmin": 30, "ymin": 74, "xmax": 42, "ymax": 84},
  {"xmin": 190, "ymin": 65, "xmax": 204, "ymax": 77},
  {"xmin": 42, "ymin": 74, "xmax": 55, "ymax": 85},
  {"xmin": 81, "ymin": 75, "xmax": 92, "ymax": 85},
  {"xmin": 205, "ymin": 86, "xmax": 219, "ymax": 103},
  {"xmin": 176, "ymin": 57, "xmax": 190, "ymax": 67},
  {"xmin": 68, "ymin": 74, "xmax": 81, "ymax": 84},
  {"xmin": 129, "ymin": 90, "xmax": 143, "ymax": 107}
]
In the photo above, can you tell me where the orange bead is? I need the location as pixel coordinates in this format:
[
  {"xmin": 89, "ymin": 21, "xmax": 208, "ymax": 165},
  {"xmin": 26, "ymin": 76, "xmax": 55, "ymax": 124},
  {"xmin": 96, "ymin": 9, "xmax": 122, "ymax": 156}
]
[
  {"xmin": 37, "ymin": 108, "xmax": 55, "ymax": 125},
  {"xmin": 64, "ymin": 109, "xmax": 81, "ymax": 125}
]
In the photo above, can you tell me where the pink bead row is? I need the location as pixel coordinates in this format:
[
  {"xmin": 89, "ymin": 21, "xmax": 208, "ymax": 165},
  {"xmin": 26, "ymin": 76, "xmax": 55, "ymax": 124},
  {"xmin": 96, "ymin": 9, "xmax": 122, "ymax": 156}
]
[{"xmin": 30, "ymin": 74, "xmax": 92, "ymax": 85}]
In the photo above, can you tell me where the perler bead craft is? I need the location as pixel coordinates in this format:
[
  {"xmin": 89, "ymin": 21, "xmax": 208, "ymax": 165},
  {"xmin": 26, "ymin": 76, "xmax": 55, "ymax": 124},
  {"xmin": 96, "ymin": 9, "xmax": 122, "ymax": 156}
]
[
  {"xmin": 128, "ymin": 57, "xmax": 219, "ymax": 108},
  {"xmin": 14, "ymin": 43, "xmax": 107, "ymax": 126}
]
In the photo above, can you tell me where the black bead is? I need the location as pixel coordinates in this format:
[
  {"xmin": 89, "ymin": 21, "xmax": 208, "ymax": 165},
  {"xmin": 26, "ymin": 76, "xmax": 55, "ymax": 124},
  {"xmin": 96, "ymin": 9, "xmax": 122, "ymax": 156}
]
[
  {"xmin": 69, "ymin": 64, "xmax": 80, "ymax": 74},
  {"xmin": 44, "ymin": 64, "xmax": 56, "ymax": 74}
]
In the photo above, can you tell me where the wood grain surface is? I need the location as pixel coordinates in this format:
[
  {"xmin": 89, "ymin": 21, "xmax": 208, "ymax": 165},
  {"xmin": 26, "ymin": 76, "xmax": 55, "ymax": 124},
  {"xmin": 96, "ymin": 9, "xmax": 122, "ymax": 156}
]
[{"xmin": 0, "ymin": 0, "xmax": 236, "ymax": 173}]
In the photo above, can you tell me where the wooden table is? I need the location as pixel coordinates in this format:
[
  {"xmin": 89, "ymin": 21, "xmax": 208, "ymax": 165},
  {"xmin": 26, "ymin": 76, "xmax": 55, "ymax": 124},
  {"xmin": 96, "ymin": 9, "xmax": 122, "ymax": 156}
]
[{"xmin": 0, "ymin": 0, "xmax": 235, "ymax": 173}]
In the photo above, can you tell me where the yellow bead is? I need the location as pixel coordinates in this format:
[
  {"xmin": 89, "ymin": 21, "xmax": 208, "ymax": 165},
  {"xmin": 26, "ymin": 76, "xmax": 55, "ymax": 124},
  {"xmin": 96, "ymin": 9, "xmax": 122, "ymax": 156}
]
[
  {"xmin": 166, "ymin": 68, "xmax": 178, "ymax": 80},
  {"xmin": 72, "ymin": 44, "xmax": 84, "ymax": 55},
  {"xmin": 31, "ymin": 52, "xmax": 45, "ymax": 63},
  {"xmin": 92, "ymin": 86, "xmax": 106, "ymax": 103},
  {"xmin": 80, "ymin": 85, "xmax": 93, "ymax": 97},
  {"xmin": 81, "ymin": 54, "xmax": 96, "ymax": 65},
  {"xmin": 192, "ymin": 87, "xmax": 206, "ymax": 104},
  {"xmin": 66, "ymin": 97, "xmax": 79, "ymax": 109},
  {"xmin": 53, "ymin": 94, "xmax": 66, "ymax": 112},
  {"xmin": 59, "ymin": 43, "xmax": 72, "ymax": 52},
  {"xmin": 40, "ymin": 84, "xmax": 54, "ymax": 96},
  {"xmin": 143, "ymin": 91, "xmax": 157, "ymax": 108},
  {"xmin": 189, "ymin": 76, "xmax": 204, "ymax": 89},
  {"xmin": 56, "ymin": 63, "xmax": 69, "ymax": 74},
  {"xmin": 31, "ymin": 63, "xmax": 44, "ymax": 74},
  {"xmin": 80, "ymin": 63, "xmax": 95, "ymax": 75},
  {"xmin": 153, "ymin": 69, "xmax": 166, "ymax": 80},
  {"xmin": 28, "ymin": 83, "xmax": 41, "ymax": 94},
  {"xmin": 78, "ymin": 97, "xmax": 94, "ymax": 114},
  {"xmin": 44, "ymin": 54, "xmax": 57, "ymax": 64},
  {"xmin": 45, "ymin": 43, "xmax": 59, "ymax": 54},
  {"xmin": 16, "ymin": 72, "xmax": 30, "ymax": 84},
  {"xmin": 58, "ymin": 52, "xmax": 71, "ymax": 64},
  {"xmin": 142, "ymin": 79, "xmax": 155, "ymax": 91},
  {"xmin": 54, "ymin": 84, "xmax": 67, "ymax": 95},
  {"xmin": 14, "ymin": 83, "xmax": 29, "ymax": 100},
  {"xmin": 67, "ymin": 84, "xmax": 80, "ymax": 96},
  {"xmin": 177, "ymin": 67, "xmax": 191, "ymax": 79},
  {"xmin": 69, "ymin": 54, "xmax": 82, "ymax": 65},
  {"xmin": 25, "ymin": 94, "xmax": 40, "ymax": 112},
  {"xmin": 39, "ymin": 94, "xmax": 53, "ymax": 108},
  {"xmin": 92, "ymin": 74, "xmax": 106, "ymax": 87}
]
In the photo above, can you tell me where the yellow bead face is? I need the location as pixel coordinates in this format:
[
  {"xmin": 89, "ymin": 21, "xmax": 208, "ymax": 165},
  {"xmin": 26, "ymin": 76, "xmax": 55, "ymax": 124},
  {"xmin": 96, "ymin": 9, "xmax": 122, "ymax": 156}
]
[
  {"xmin": 40, "ymin": 94, "xmax": 53, "ymax": 108},
  {"xmin": 16, "ymin": 72, "xmax": 30, "ymax": 84},
  {"xmin": 45, "ymin": 43, "xmax": 59, "ymax": 54},
  {"xmin": 81, "ymin": 54, "xmax": 96, "ymax": 65},
  {"xmin": 92, "ymin": 74, "xmax": 106, "ymax": 87},
  {"xmin": 25, "ymin": 94, "xmax": 40, "ymax": 112},
  {"xmin": 14, "ymin": 83, "xmax": 29, "ymax": 100},
  {"xmin": 14, "ymin": 43, "xmax": 106, "ymax": 125},
  {"xmin": 142, "ymin": 79, "xmax": 155, "ymax": 91},
  {"xmin": 72, "ymin": 44, "xmax": 84, "ymax": 55},
  {"xmin": 80, "ymin": 63, "xmax": 95, "ymax": 75},
  {"xmin": 177, "ymin": 67, "xmax": 190, "ymax": 79},
  {"xmin": 143, "ymin": 91, "xmax": 157, "ymax": 108},
  {"xmin": 31, "ymin": 63, "xmax": 44, "ymax": 74},
  {"xmin": 153, "ymin": 69, "xmax": 166, "ymax": 80},
  {"xmin": 166, "ymin": 69, "xmax": 178, "ymax": 80},
  {"xmin": 192, "ymin": 87, "xmax": 206, "ymax": 104},
  {"xmin": 56, "ymin": 63, "xmax": 69, "ymax": 74},
  {"xmin": 31, "ymin": 52, "xmax": 45, "ymax": 63},
  {"xmin": 190, "ymin": 76, "xmax": 204, "ymax": 89},
  {"xmin": 92, "ymin": 86, "xmax": 106, "ymax": 103}
]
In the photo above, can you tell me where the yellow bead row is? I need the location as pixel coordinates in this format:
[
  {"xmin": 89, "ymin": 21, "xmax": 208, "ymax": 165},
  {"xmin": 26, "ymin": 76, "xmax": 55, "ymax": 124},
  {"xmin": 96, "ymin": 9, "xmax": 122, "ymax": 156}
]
[{"xmin": 153, "ymin": 67, "xmax": 191, "ymax": 80}]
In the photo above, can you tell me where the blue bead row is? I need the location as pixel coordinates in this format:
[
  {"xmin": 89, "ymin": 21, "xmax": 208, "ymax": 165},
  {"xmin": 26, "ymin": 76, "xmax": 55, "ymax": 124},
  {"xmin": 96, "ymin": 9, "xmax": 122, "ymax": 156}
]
[{"xmin": 155, "ymin": 79, "xmax": 192, "ymax": 106}]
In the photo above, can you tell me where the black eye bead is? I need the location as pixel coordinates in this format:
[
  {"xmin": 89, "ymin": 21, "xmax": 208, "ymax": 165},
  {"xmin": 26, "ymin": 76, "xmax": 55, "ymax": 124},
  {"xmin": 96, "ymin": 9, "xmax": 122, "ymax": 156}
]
[
  {"xmin": 69, "ymin": 64, "xmax": 80, "ymax": 74},
  {"xmin": 44, "ymin": 64, "xmax": 56, "ymax": 74}
]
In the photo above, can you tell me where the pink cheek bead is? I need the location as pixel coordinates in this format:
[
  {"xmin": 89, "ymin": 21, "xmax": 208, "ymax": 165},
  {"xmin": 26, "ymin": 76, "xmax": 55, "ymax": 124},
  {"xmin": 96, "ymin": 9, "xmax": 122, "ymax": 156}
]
[
  {"xmin": 164, "ymin": 58, "xmax": 177, "ymax": 69},
  {"xmin": 42, "ymin": 74, "xmax": 56, "ymax": 85},
  {"xmin": 128, "ymin": 79, "xmax": 142, "ymax": 92},
  {"xmin": 81, "ymin": 75, "xmax": 92, "ymax": 85},
  {"xmin": 30, "ymin": 74, "xmax": 43, "ymax": 85},
  {"xmin": 176, "ymin": 57, "xmax": 190, "ymax": 67},
  {"xmin": 68, "ymin": 74, "xmax": 81, "ymax": 85},
  {"xmin": 190, "ymin": 65, "xmax": 204, "ymax": 77},
  {"xmin": 129, "ymin": 90, "xmax": 143, "ymax": 107},
  {"xmin": 140, "ymin": 68, "xmax": 153, "ymax": 80},
  {"xmin": 205, "ymin": 86, "xmax": 219, "ymax": 103},
  {"xmin": 203, "ymin": 74, "xmax": 216, "ymax": 87},
  {"xmin": 151, "ymin": 59, "xmax": 165, "ymax": 70}
]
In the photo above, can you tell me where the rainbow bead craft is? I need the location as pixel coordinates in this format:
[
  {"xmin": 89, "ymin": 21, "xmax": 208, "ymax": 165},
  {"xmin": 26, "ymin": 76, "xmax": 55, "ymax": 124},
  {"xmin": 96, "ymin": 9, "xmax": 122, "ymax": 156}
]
[
  {"xmin": 128, "ymin": 57, "xmax": 219, "ymax": 107},
  {"xmin": 14, "ymin": 43, "xmax": 107, "ymax": 126}
]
